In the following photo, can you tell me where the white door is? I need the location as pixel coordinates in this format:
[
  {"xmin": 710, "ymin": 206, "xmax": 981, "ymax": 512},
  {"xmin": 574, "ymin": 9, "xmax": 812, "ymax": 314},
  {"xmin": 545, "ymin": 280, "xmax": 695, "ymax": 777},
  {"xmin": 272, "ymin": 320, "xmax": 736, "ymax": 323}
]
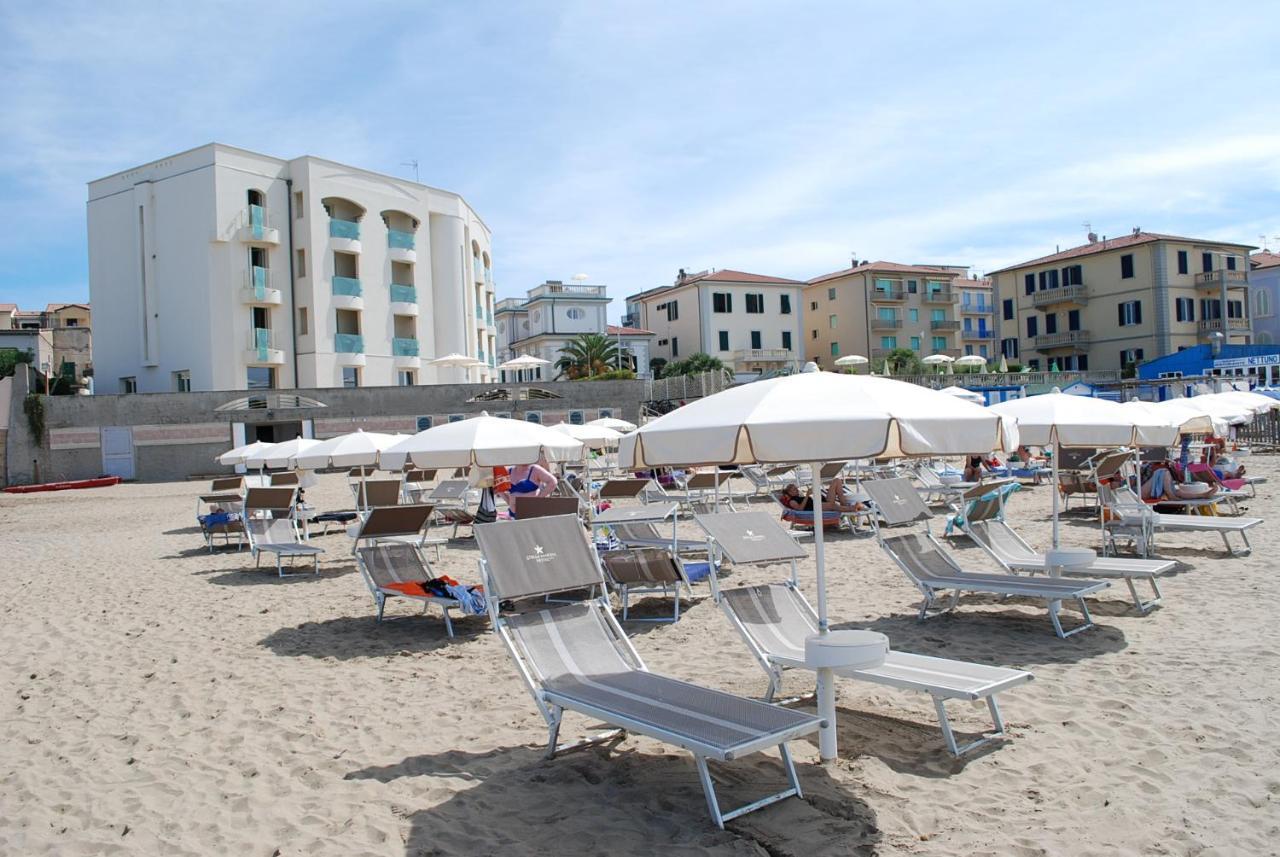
[{"xmin": 101, "ymin": 427, "xmax": 136, "ymax": 480}]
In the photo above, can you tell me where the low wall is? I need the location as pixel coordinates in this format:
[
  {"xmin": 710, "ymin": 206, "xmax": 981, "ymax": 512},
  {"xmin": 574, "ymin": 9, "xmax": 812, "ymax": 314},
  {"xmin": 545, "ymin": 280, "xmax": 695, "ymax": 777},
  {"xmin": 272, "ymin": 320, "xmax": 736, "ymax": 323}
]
[{"xmin": 4, "ymin": 376, "xmax": 646, "ymax": 485}]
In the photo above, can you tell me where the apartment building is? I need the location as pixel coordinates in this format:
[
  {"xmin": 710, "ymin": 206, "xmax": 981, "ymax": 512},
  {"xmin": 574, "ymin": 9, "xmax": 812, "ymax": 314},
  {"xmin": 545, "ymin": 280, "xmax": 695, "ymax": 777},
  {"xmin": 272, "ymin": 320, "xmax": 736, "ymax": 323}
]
[
  {"xmin": 954, "ymin": 278, "xmax": 996, "ymax": 360},
  {"xmin": 804, "ymin": 261, "xmax": 969, "ymax": 367},
  {"xmin": 493, "ymin": 279, "xmax": 655, "ymax": 379},
  {"xmin": 991, "ymin": 230, "xmax": 1255, "ymax": 372},
  {"xmin": 625, "ymin": 269, "xmax": 805, "ymax": 375},
  {"xmin": 88, "ymin": 143, "xmax": 497, "ymax": 394},
  {"xmin": 0, "ymin": 302, "xmax": 93, "ymax": 386},
  {"xmin": 1249, "ymin": 251, "xmax": 1280, "ymax": 345}
]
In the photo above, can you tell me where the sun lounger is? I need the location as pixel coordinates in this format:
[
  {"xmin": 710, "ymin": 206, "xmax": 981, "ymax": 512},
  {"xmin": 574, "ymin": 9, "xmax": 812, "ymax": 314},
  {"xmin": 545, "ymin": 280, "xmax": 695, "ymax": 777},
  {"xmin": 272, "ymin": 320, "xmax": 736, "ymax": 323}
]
[
  {"xmin": 242, "ymin": 487, "xmax": 324, "ymax": 577},
  {"xmin": 911, "ymin": 464, "xmax": 975, "ymax": 504},
  {"xmin": 510, "ymin": 496, "xmax": 581, "ymax": 520},
  {"xmin": 401, "ymin": 469, "xmax": 437, "ymax": 504},
  {"xmin": 863, "ymin": 479, "xmax": 1109, "ymax": 638},
  {"xmin": 474, "ymin": 515, "xmax": 821, "ymax": 828},
  {"xmin": 595, "ymin": 477, "xmax": 650, "ymax": 500},
  {"xmin": 196, "ymin": 490, "xmax": 245, "ymax": 552},
  {"xmin": 740, "ymin": 465, "xmax": 796, "ymax": 497},
  {"xmin": 353, "ymin": 479, "xmax": 402, "ymax": 512},
  {"xmin": 600, "ymin": 547, "xmax": 691, "ymax": 622},
  {"xmin": 591, "ymin": 503, "xmax": 706, "ymax": 555},
  {"xmin": 269, "ymin": 471, "xmax": 300, "ymax": 487},
  {"xmin": 1098, "ymin": 483, "xmax": 1261, "ymax": 557},
  {"xmin": 352, "ymin": 505, "xmax": 462, "ymax": 635}
]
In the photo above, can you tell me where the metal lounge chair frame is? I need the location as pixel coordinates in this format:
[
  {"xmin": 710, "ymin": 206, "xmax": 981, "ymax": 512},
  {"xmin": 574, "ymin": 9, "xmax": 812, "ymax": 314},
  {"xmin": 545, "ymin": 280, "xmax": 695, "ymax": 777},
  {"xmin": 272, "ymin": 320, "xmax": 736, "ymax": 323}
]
[
  {"xmin": 352, "ymin": 505, "xmax": 461, "ymax": 636},
  {"xmin": 474, "ymin": 515, "xmax": 821, "ymax": 829},
  {"xmin": 863, "ymin": 478, "xmax": 1109, "ymax": 638},
  {"xmin": 242, "ymin": 486, "xmax": 324, "ymax": 577},
  {"xmin": 599, "ymin": 546, "xmax": 692, "ymax": 622},
  {"xmin": 1097, "ymin": 482, "xmax": 1260, "ymax": 558}
]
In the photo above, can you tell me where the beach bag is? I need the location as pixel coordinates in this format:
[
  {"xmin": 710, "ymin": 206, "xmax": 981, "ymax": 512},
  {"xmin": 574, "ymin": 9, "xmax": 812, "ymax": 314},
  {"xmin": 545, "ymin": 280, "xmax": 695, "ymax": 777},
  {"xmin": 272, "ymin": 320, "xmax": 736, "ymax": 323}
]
[{"xmin": 474, "ymin": 487, "xmax": 498, "ymax": 524}]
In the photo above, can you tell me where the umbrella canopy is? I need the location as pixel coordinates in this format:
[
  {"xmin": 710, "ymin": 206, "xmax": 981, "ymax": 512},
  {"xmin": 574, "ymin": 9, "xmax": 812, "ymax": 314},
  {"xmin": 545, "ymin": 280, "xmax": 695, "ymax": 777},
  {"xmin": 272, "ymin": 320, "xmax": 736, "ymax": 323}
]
[
  {"xmin": 921, "ymin": 354, "xmax": 954, "ymax": 365},
  {"xmin": 833, "ymin": 354, "xmax": 869, "ymax": 367},
  {"xmin": 954, "ymin": 355, "xmax": 987, "ymax": 367},
  {"xmin": 242, "ymin": 437, "xmax": 323, "ymax": 470},
  {"xmin": 1120, "ymin": 399, "xmax": 1223, "ymax": 437},
  {"xmin": 1202, "ymin": 390, "xmax": 1277, "ymax": 416},
  {"xmin": 1167, "ymin": 395, "xmax": 1253, "ymax": 427},
  {"xmin": 552, "ymin": 422, "xmax": 623, "ymax": 449},
  {"xmin": 497, "ymin": 354, "xmax": 552, "ymax": 370},
  {"xmin": 429, "ymin": 353, "xmax": 484, "ymax": 368},
  {"xmin": 381, "ymin": 413, "xmax": 584, "ymax": 469},
  {"xmin": 619, "ymin": 370, "xmax": 1016, "ymax": 469},
  {"xmin": 587, "ymin": 416, "xmax": 638, "ymax": 433},
  {"xmin": 292, "ymin": 430, "xmax": 402, "ymax": 470},
  {"xmin": 939, "ymin": 385, "xmax": 985, "ymax": 404},
  {"xmin": 217, "ymin": 440, "xmax": 275, "ymax": 466},
  {"xmin": 997, "ymin": 354, "xmax": 1009, "ymax": 373}
]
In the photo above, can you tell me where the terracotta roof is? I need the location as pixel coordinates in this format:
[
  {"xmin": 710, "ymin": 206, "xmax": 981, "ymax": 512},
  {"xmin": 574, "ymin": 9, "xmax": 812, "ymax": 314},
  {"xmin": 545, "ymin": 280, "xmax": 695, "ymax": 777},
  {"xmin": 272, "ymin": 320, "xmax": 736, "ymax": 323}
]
[
  {"xmin": 606, "ymin": 324, "xmax": 653, "ymax": 336},
  {"xmin": 987, "ymin": 232, "xmax": 1256, "ymax": 276},
  {"xmin": 46, "ymin": 302, "xmax": 90, "ymax": 312},
  {"xmin": 0, "ymin": 303, "xmax": 17, "ymax": 313},
  {"xmin": 808, "ymin": 261, "xmax": 966, "ymax": 285},
  {"xmin": 1251, "ymin": 251, "xmax": 1280, "ymax": 270},
  {"xmin": 680, "ymin": 269, "xmax": 805, "ymax": 285}
]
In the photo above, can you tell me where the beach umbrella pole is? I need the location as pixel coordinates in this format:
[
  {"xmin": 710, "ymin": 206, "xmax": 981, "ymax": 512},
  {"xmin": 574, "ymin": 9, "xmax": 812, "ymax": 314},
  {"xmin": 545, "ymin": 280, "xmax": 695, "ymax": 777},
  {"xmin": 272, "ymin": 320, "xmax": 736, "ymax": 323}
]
[{"xmin": 810, "ymin": 460, "xmax": 837, "ymax": 762}]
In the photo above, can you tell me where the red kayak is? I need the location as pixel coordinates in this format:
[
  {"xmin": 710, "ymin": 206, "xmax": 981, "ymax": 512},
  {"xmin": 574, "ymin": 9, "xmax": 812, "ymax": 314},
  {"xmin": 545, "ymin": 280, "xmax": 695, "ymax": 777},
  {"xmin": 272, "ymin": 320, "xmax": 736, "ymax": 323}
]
[{"xmin": 3, "ymin": 476, "xmax": 123, "ymax": 494}]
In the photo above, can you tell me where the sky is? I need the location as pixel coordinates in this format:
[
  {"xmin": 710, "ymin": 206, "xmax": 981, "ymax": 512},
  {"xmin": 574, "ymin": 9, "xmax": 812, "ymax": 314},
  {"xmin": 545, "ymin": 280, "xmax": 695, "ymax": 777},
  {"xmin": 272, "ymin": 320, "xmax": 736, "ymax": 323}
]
[{"xmin": 2, "ymin": 1, "xmax": 1279, "ymax": 320}]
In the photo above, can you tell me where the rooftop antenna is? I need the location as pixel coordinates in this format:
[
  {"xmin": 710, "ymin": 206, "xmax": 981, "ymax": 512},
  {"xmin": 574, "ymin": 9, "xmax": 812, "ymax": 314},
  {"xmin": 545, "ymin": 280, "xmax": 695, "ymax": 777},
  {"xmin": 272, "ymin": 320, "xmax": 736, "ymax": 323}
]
[
  {"xmin": 1261, "ymin": 234, "xmax": 1272, "ymax": 251},
  {"xmin": 401, "ymin": 160, "xmax": 420, "ymax": 183}
]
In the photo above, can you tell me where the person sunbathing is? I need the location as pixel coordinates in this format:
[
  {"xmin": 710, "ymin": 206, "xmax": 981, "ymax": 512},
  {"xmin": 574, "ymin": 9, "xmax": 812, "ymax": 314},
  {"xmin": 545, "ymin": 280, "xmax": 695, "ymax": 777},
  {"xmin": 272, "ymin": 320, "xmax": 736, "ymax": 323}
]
[
  {"xmin": 779, "ymin": 479, "xmax": 864, "ymax": 513},
  {"xmin": 1142, "ymin": 461, "xmax": 1215, "ymax": 502}
]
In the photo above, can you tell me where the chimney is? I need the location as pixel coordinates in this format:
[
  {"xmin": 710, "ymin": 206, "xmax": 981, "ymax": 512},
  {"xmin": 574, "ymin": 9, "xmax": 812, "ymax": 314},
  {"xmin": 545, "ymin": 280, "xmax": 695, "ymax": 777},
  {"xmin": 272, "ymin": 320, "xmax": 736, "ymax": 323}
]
[
  {"xmin": 1087, "ymin": 232, "xmax": 1098, "ymax": 244},
  {"xmin": 1132, "ymin": 226, "xmax": 1141, "ymax": 236},
  {"xmin": 676, "ymin": 268, "xmax": 686, "ymax": 283}
]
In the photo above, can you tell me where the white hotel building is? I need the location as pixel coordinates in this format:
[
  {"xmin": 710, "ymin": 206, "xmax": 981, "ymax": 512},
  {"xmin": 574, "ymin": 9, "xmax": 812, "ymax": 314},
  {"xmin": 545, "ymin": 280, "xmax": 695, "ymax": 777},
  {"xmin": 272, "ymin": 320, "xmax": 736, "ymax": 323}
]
[{"xmin": 88, "ymin": 143, "xmax": 498, "ymax": 393}]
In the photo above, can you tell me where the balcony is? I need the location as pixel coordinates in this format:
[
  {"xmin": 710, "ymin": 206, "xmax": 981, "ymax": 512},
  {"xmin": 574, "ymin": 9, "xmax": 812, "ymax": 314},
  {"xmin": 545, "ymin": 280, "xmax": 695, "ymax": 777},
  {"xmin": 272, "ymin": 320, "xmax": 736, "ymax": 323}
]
[
  {"xmin": 335, "ymin": 333, "xmax": 365, "ymax": 366},
  {"xmin": 475, "ymin": 305, "xmax": 485, "ymax": 322},
  {"xmin": 962, "ymin": 328, "xmax": 996, "ymax": 341},
  {"xmin": 392, "ymin": 337, "xmax": 420, "ymax": 368},
  {"xmin": 329, "ymin": 218, "xmax": 361, "ymax": 252},
  {"xmin": 473, "ymin": 259, "xmax": 485, "ymax": 284},
  {"xmin": 389, "ymin": 283, "xmax": 418, "ymax": 316},
  {"xmin": 922, "ymin": 289, "xmax": 958, "ymax": 304},
  {"xmin": 1031, "ymin": 283, "xmax": 1089, "ymax": 308},
  {"xmin": 386, "ymin": 229, "xmax": 416, "ymax": 263},
  {"xmin": 332, "ymin": 276, "xmax": 363, "ymax": 309},
  {"xmin": 1034, "ymin": 330, "xmax": 1091, "ymax": 351},
  {"xmin": 486, "ymin": 309, "xmax": 494, "ymax": 326},
  {"xmin": 246, "ymin": 328, "xmax": 285, "ymax": 365},
  {"xmin": 733, "ymin": 348, "xmax": 796, "ymax": 364},
  {"xmin": 870, "ymin": 288, "xmax": 905, "ymax": 302},
  {"xmin": 528, "ymin": 282, "xmax": 607, "ymax": 299},
  {"xmin": 928, "ymin": 348, "xmax": 963, "ymax": 359},
  {"xmin": 1197, "ymin": 318, "xmax": 1251, "ymax": 334},
  {"xmin": 960, "ymin": 302, "xmax": 994, "ymax": 315},
  {"xmin": 870, "ymin": 317, "xmax": 902, "ymax": 330},
  {"xmin": 242, "ymin": 266, "xmax": 282, "ymax": 305},
  {"xmin": 237, "ymin": 205, "xmax": 280, "ymax": 245},
  {"xmin": 1195, "ymin": 269, "xmax": 1249, "ymax": 291},
  {"xmin": 930, "ymin": 319, "xmax": 961, "ymax": 331}
]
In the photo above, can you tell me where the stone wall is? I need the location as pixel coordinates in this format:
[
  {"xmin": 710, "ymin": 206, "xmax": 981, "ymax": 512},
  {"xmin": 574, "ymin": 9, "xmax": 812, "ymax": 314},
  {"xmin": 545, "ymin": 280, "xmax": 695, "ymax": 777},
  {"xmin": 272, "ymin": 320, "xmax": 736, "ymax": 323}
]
[{"xmin": 4, "ymin": 378, "xmax": 646, "ymax": 485}]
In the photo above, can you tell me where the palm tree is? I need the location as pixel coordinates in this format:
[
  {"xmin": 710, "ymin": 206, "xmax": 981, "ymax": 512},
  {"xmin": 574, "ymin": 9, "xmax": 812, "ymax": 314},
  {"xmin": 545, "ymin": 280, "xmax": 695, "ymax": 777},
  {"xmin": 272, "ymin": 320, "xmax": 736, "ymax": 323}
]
[{"xmin": 555, "ymin": 333, "xmax": 621, "ymax": 379}]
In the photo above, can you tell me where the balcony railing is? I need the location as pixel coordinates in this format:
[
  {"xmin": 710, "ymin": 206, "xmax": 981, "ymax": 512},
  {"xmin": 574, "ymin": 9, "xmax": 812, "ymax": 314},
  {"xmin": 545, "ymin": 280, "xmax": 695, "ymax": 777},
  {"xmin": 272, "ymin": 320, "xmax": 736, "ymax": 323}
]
[
  {"xmin": 250, "ymin": 327, "xmax": 278, "ymax": 350},
  {"xmin": 1031, "ymin": 283, "xmax": 1089, "ymax": 308},
  {"xmin": 923, "ymin": 289, "xmax": 958, "ymax": 304},
  {"xmin": 392, "ymin": 337, "xmax": 420, "ymax": 357},
  {"xmin": 870, "ymin": 318, "xmax": 902, "ymax": 330},
  {"xmin": 870, "ymin": 288, "xmax": 905, "ymax": 301},
  {"xmin": 529, "ymin": 283, "xmax": 606, "ymax": 298},
  {"xmin": 389, "ymin": 284, "xmax": 417, "ymax": 304},
  {"xmin": 330, "ymin": 218, "xmax": 360, "ymax": 240},
  {"xmin": 248, "ymin": 265, "xmax": 269, "ymax": 299},
  {"xmin": 248, "ymin": 204, "xmax": 268, "ymax": 240},
  {"xmin": 1034, "ymin": 330, "xmax": 1091, "ymax": 350},
  {"xmin": 960, "ymin": 302, "xmax": 994, "ymax": 314},
  {"xmin": 477, "ymin": 348, "xmax": 486, "ymax": 363},
  {"xmin": 388, "ymin": 229, "xmax": 415, "ymax": 250},
  {"xmin": 1197, "ymin": 317, "xmax": 1251, "ymax": 333},
  {"xmin": 930, "ymin": 319, "xmax": 960, "ymax": 331},
  {"xmin": 733, "ymin": 348, "xmax": 795, "ymax": 362},
  {"xmin": 1195, "ymin": 269, "xmax": 1249, "ymax": 289},
  {"xmin": 332, "ymin": 276, "xmax": 362, "ymax": 298},
  {"xmin": 335, "ymin": 333, "xmax": 364, "ymax": 353},
  {"xmin": 961, "ymin": 328, "xmax": 995, "ymax": 340},
  {"xmin": 475, "ymin": 305, "xmax": 484, "ymax": 321},
  {"xmin": 928, "ymin": 348, "xmax": 963, "ymax": 358},
  {"xmin": 486, "ymin": 309, "xmax": 494, "ymax": 325}
]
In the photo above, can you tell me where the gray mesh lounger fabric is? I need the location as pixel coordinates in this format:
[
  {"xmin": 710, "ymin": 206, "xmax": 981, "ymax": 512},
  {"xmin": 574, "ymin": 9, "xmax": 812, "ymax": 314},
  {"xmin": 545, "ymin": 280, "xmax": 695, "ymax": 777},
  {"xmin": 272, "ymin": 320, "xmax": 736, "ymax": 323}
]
[
  {"xmin": 601, "ymin": 547, "xmax": 688, "ymax": 622},
  {"xmin": 694, "ymin": 511, "xmax": 807, "ymax": 565},
  {"xmin": 242, "ymin": 487, "xmax": 323, "ymax": 577}
]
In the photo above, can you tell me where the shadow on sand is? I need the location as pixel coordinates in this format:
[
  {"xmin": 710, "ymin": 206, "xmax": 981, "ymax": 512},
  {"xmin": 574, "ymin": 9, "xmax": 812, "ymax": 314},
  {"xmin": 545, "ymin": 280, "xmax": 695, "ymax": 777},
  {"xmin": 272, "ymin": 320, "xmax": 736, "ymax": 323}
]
[{"xmin": 259, "ymin": 611, "xmax": 487, "ymax": 659}]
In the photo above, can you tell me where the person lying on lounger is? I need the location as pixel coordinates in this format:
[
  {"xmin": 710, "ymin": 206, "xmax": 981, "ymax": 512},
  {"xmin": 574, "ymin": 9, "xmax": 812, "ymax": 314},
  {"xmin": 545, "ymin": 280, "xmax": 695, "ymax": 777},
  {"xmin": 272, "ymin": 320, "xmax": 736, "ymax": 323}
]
[
  {"xmin": 779, "ymin": 479, "xmax": 864, "ymax": 513},
  {"xmin": 1141, "ymin": 461, "xmax": 1215, "ymax": 502}
]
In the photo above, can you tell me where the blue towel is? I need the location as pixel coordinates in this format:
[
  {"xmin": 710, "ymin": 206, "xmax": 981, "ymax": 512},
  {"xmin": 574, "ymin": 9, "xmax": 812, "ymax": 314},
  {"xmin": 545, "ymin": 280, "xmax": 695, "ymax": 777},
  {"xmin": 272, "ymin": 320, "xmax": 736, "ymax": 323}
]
[
  {"xmin": 444, "ymin": 583, "xmax": 487, "ymax": 615},
  {"xmin": 683, "ymin": 562, "xmax": 713, "ymax": 583}
]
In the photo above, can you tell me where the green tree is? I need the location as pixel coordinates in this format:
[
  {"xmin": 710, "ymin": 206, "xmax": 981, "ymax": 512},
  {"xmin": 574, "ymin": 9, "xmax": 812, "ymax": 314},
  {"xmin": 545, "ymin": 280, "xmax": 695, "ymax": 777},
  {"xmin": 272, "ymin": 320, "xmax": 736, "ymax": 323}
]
[
  {"xmin": 648, "ymin": 357, "xmax": 668, "ymax": 377},
  {"xmin": 882, "ymin": 348, "xmax": 923, "ymax": 375},
  {"xmin": 0, "ymin": 348, "xmax": 33, "ymax": 380},
  {"xmin": 660, "ymin": 352, "xmax": 725, "ymax": 378},
  {"xmin": 555, "ymin": 333, "xmax": 622, "ymax": 380}
]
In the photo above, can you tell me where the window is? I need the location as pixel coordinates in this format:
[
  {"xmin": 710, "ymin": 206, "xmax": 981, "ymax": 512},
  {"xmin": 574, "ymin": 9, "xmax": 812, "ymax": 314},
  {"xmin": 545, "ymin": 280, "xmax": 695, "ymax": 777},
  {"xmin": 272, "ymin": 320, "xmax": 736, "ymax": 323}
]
[
  {"xmin": 979, "ymin": 345, "xmax": 988, "ymax": 358},
  {"xmin": 781, "ymin": 331, "xmax": 792, "ymax": 350},
  {"xmin": 1002, "ymin": 299, "xmax": 1014, "ymax": 320},
  {"xmin": 1177, "ymin": 250, "xmax": 1189, "ymax": 275},
  {"xmin": 964, "ymin": 344, "xmax": 973, "ymax": 356},
  {"xmin": 246, "ymin": 367, "xmax": 275, "ymax": 390},
  {"xmin": 64, "ymin": 318, "xmax": 79, "ymax": 327},
  {"xmin": 1001, "ymin": 338, "xmax": 1019, "ymax": 359},
  {"xmin": 1045, "ymin": 313, "xmax": 1058, "ymax": 334},
  {"xmin": 120, "ymin": 376, "xmax": 137, "ymax": 394},
  {"xmin": 827, "ymin": 288, "xmax": 836, "ymax": 301},
  {"xmin": 1118, "ymin": 300, "xmax": 1142, "ymax": 326},
  {"xmin": 718, "ymin": 330, "xmax": 730, "ymax": 351},
  {"xmin": 1027, "ymin": 359, "xmax": 1040, "ymax": 371},
  {"xmin": 297, "ymin": 307, "xmax": 309, "ymax": 336},
  {"xmin": 1201, "ymin": 299, "xmax": 1221, "ymax": 320},
  {"xmin": 874, "ymin": 278, "xmax": 895, "ymax": 295},
  {"xmin": 1202, "ymin": 252, "xmax": 1213, "ymax": 273},
  {"xmin": 1227, "ymin": 256, "xmax": 1237, "ymax": 271},
  {"xmin": 1120, "ymin": 348, "xmax": 1145, "ymax": 367},
  {"xmin": 397, "ymin": 370, "xmax": 416, "ymax": 386},
  {"xmin": 667, "ymin": 301, "xmax": 679, "ymax": 321},
  {"xmin": 811, "ymin": 330, "xmax": 818, "ymax": 339},
  {"xmin": 1120, "ymin": 254, "xmax": 1134, "ymax": 279},
  {"xmin": 750, "ymin": 331, "xmax": 762, "ymax": 349},
  {"xmin": 1026, "ymin": 316, "xmax": 1038, "ymax": 338},
  {"xmin": 908, "ymin": 308, "xmax": 919, "ymax": 322},
  {"xmin": 566, "ymin": 307, "xmax": 584, "ymax": 320},
  {"xmin": 907, "ymin": 280, "xmax": 918, "ymax": 294},
  {"xmin": 524, "ymin": 412, "xmax": 542, "ymax": 425},
  {"xmin": 295, "ymin": 248, "xmax": 306, "ymax": 277},
  {"xmin": 173, "ymin": 371, "xmax": 191, "ymax": 393},
  {"xmin": 746, "ymin": 293, "xmax": 765, "ymax": 313},
  {"xmin": 1076, "ymin": 354, "xmax": 1087, "ymax": 370},
  {"xmin": 712, "ymin": 293, "xmax": 732, "ymax": 313},
  {"xmin": 1228, "ymin": 299, "xmax": 1243, "ymax": 319},
  {"xmin": 880, "ymin": 336, "xmax": 897, "ymax": 350},
  {"xmin": 932, "ymin": 336, "xmax": 947, "ymax": 351},
  {"xmin": 342, "ymin": 367, "xmax": 360, "ymax": 388},
  {"xmin": 294, "ymin": 191, "xmax": 303, "ymax": 216},
  {"xmin": 1068, "ymin": 309, "xmax": 1081, "ymax": 331},
  {"xmin": 830, "ymin": 342, "xmax": 840, "ymax": 356},
  {"xmin": 1176, "ymin": 297, "xmax": 1195, "ymax": 322},
  {"xmin": 910, "ymin": 336, "xmax": 921, "ymax": 350},
  {"xmin": 930, "ymin": 309, "xmax": 945, "ymax": 322},
  {"xmin": 780, "ymin": 294, "xmax": 792, "ymax": 314},
  {"xmin": 1063, "ymin": 264, "xmax": 1083, "ymax": 285},
  {"xmin": 1038, "ymin": 271, "xmax": 1047, "ymax": 291},
  {"xmin": 671, "ymin": 337, "xmax": 679, "ymax": 357},
  {"xmin": 828, "ymin": 314, "xmax": 837, "ymax": 329},
  {"xmin": 810, "ymin": 301, "xmax": 818, "ymax": 311},
  {"xmin": 1024, "ymin": 274, "xmax": 1035, "ymax": 296},
  {"xmin": 1047, "ymin": 269, "xmax": 1059, "ymax": 289},
  {"xmin": 1256, "ymin": 290, "xmax": 1270, "ymax": 318}
]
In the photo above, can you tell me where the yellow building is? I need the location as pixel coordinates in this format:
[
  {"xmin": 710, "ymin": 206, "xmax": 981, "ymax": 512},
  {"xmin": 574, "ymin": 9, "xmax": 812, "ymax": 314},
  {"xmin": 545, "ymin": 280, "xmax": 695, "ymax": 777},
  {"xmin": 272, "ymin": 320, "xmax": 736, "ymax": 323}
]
[
  {"xmin": 803, "ymin": 261, "xmax": 970, "ymax": 367},
  {"xmin": 990, "ymin": 231, "xmax": 1254, "ymax": 372}
]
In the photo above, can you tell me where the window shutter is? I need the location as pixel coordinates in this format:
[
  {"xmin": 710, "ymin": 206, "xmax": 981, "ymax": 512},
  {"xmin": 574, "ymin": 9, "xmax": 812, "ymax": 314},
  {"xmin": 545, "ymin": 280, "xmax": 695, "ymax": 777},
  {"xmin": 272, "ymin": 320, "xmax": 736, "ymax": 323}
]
[{"xmin": 1134, "ymin": 301, "xmax": 1142, "ymax": 325}]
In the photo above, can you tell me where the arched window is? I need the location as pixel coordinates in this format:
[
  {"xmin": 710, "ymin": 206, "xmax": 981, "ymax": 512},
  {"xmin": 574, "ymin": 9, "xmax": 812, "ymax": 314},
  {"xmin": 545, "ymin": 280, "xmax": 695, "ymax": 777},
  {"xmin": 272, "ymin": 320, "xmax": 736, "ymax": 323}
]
[
  {"xmin": 247, "ymin": 189, "xmax": 265, "ymax": 207},
  {"xmin": 566, "ymin": 308, "xmax": 584, "ymax": 320},
  {"xmin": 1256, "ymin": 290, "xmax": 1270, "ymax": 318},
  {"xmin": 1257, "ymin": 331, "xmax": 1272, "ymax": 345}
]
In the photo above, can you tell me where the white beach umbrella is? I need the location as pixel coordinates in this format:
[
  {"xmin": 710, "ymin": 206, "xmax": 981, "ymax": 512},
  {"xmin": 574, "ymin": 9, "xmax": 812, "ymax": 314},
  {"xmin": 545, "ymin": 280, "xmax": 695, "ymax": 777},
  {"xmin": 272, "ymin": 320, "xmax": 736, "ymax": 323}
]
[
  {"xmin": 1201, "ymin": 390, "xmax": 1277, "ymax": 416},
  {"xmin": 497, "ymin": 354, "xmax": 552, "ymax": 371},
  {"xmin": 380, "ymin": 412, "xmax": 584, "ymax": 470},
  {"xmin": 833, "ymin": 354, "xmax": 869, "ymax": 367},
  {"xmin": 954, "ymin": 355, "xmax": 987, "ymax": 368},
  {"xmin": 939, "ymin": 385, "xmax": 985, "ymax": 404},
  {"xmin": 588, "ymin": 416, "xmax": 638, "ymax": 433},
  {"xmin": 618, "ymin": 365, "xmax": 1016, "ymax": 761},
  {"xmin": 552, "ymin": 422, "xmax": 623, "ymax": 449},
  {"xmin": 430, "ymin": 353, "xmax": 484, "ymax": 368},
  {"xmin": 989, "ymin": 391, "xmax": 1179, "ymax": 548},
  {"xmin": 1172, "ymin": 395, "xmax": 1254, "ymax": 427},
  {"xmin": 217, "ymin": 440, "xmax": 275, "ymax": 466},
  {"xmin": 1125, "ymin": 399, "xmax": 1224, "ymax": 437},
  {"xmin": 997, "ymin": 354, "xmax": 1009, "ymax": 373},
  {"xmin": 291, "ymin": 429, "xmax": 402, "ymax": 470},
  {"xmin": 242, "ymin": 437, "xmax": 323, "ymax": 470}
]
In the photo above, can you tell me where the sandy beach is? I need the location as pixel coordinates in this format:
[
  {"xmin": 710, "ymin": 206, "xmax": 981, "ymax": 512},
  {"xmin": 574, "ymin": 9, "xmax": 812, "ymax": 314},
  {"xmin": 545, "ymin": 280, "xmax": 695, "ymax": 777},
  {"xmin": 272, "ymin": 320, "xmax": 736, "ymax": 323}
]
[{"xmin": 2, "ymin": 463, "xmax": 1278, "ymax": 856}]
